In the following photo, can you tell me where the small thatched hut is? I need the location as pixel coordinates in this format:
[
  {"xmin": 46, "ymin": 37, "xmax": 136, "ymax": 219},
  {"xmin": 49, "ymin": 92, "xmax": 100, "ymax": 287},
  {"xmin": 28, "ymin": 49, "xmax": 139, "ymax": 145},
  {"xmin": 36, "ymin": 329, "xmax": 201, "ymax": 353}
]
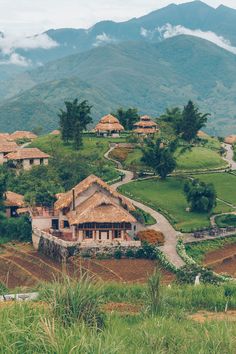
[
  {"xmin": 95, "ymin": 114, "xmax": 124, "ymax": 137},
  {"xmin": 225, "ymin": 135, "xmax": 236, "ymax": 145},
  {"xmin": 133, "ymin": 115, "xmax": 158, "ymax": 135}
]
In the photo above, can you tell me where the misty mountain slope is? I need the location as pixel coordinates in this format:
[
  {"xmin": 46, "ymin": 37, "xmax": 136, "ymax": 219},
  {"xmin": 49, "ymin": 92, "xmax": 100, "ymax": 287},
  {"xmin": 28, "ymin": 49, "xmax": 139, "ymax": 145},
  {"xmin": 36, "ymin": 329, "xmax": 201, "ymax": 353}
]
[
  {"xmin": 2, "ymin": 0, "xmax": 236, "ymax": 70},
  {"xmin": 1, "ymin": 35, "xmax": 236, "ymax": 135}
]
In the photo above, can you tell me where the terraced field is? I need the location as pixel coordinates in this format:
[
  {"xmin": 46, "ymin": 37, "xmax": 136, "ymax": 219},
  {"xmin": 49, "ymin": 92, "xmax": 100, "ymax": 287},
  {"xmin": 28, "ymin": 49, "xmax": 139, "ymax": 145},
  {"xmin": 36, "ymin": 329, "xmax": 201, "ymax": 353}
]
[{"xmin": 0, "ymin": 243, "xmax": 174, "ymax": 289}]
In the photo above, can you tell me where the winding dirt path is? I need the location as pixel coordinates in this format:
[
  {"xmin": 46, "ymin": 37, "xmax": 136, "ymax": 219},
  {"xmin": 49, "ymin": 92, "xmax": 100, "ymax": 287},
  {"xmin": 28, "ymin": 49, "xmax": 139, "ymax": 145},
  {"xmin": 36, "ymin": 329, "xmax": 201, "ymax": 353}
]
[
  {"xmin": 223, "ymin": 143, "xmax": 236, "ymax": 170},
  {"xmin": 105, "ymin": 145, "xmax": 184, "ymax": 268}
]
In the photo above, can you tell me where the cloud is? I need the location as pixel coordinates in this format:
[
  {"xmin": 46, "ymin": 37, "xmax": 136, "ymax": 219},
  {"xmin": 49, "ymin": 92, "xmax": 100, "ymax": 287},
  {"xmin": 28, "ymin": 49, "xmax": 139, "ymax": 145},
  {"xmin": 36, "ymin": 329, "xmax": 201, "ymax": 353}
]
[
  {"xmin": 93, "ymin": 32, "xmax": 116, "ymax": 47},
  {"xmin": 158, "ymin": 24, "xmax": 236, "ymax": 54},
  {"xmin": 0, "ymin": 32, "xmax": 58, "ymax": 66}
]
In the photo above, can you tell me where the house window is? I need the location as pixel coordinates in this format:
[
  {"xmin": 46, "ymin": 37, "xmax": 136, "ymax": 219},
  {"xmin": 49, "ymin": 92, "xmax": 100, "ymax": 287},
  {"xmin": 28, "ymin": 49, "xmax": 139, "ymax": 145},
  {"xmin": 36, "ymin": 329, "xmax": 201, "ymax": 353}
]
[
  {"xmin": 40, "ymin": 158, "xmax": 44, "ymax": 165},
  {"xmin": 29, "ymin": 159, "xmax": 34, "ymax": 165},
  {"xmin": 114, "ymin": 230, "xmax": 121, "ymax": 239},
  {"xmin": 85, "ymin": 230, "xmax": 93, "ymax": 239},
  {"xmin": 52, "ymin": 219, "xmax": 59, "ymax": 230},
  {"xmin": 63, "ymin": 220, "xmax": 70, "ymax": 228}
]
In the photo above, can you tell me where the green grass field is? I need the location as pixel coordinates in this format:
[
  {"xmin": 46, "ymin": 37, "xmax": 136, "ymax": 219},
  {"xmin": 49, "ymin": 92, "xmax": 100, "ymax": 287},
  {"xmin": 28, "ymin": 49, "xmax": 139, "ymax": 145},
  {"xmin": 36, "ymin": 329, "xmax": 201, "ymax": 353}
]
[
  {"xmin": 122, "ymin": 146, "xmax": 226, "ymax": 172},
  {"xmin": 1, "ymin": 280, "xmax": 236, "ymax": 353},
  {"xmin": 119, "ymin": 174, "xmax": 236, "ymax": 232},
  {"xmin": 119, "ymin": 177, "xmax": 211, "ymax": 232},
  {"xmin": 194, "ymin": 173, "xmax": 236, "ymax": 206}
]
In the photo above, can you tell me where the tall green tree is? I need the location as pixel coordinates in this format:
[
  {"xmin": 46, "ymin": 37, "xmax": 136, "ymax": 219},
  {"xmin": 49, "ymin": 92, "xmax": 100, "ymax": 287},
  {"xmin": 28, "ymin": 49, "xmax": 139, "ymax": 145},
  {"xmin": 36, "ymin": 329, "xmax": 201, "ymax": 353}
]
[
  {"xmin": 184, "ymin": 179, "xmax": 216, "ymax": 213},
  {"xmin": 0, "ymin": 172, "xmax": 6, "ymax": 208},
  {"xmin": 59, "ymin": 99, "xmax": 93, "ymax": 148},
  {"xmin": 142, "ymin": 139, "xmax": 177, "ymax": 179},
  {"xmin": 113, "ymin": 107, "xmax": 140, "ymax": 130},
  {"xmin": 180, "ymin": 101, "xmax": 209, "ymax": 142},
  {"xmin": 160, "ymin": 107, "xmax": 183, "ymax": 134}
]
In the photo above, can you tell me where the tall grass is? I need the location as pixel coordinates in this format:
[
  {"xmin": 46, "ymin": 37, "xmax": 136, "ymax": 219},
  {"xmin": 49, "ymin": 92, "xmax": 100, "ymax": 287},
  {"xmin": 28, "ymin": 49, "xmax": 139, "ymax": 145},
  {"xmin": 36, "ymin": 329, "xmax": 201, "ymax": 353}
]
[
  {"xmin": 41, "ymin": 274, "xmax": 105, "ymax": 329},
  {"xmin": 146, "ymin": 268, "xmax": 162, "ymax": 315}
]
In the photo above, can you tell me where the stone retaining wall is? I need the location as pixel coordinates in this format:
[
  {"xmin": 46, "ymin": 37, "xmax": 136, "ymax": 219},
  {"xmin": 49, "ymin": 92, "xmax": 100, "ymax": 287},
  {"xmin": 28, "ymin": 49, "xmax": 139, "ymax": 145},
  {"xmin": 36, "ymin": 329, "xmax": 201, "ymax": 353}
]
[{"xmin": 32, "ymin": 227, "xmax": 141, "ymax": 262}]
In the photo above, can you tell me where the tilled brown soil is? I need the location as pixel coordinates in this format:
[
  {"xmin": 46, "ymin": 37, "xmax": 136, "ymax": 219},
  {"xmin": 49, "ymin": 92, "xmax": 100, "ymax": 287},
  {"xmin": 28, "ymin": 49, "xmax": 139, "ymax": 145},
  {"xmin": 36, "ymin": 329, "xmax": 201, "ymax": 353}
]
[
  {"xmin": 203, "ymin": 244, "xmax": 236, "ymax": 277},
  {"xmin": 0, "ymin": 244, "xmax": 175, "ymax": 289}
]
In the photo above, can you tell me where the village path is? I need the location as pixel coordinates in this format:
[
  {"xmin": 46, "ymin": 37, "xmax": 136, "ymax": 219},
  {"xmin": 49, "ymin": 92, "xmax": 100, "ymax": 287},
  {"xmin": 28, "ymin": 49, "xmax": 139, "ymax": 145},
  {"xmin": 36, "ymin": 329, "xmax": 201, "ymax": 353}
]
[
  {"xmin": 223, "ymin": 143, "xmax": 236, "ymax": 170},
  {"xmin": 105, "ymin": 145, "xmax": 184, "ymax": 268}
]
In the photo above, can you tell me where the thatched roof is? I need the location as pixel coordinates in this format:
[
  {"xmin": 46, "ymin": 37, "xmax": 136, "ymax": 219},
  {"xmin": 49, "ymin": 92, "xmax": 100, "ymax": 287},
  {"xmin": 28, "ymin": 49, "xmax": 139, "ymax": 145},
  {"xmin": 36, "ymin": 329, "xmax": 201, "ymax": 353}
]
[
  {"xmin": 10, "ymin": 131, "xmax": 38, "ymax": 141},
  {"xmin": 134, "ymin": 128, "xmax": 157, "ymax": 134},
  {"xmin": 67, "ymin": 192, "xmax": 136, "ymax": 225},
  {"xmin": 55, "ymin": 174, "xmax": 135, "ymax": 212},
  {"xmin": 95, "ymin": 114, "xmax": 124, "ymax": 132},
  {"xmin": 197, "ymin": 130, "xmax": 209, "ymax": 139},
  {"xmin": 6, "ymin": 148, "xmax": 50, "ymax": 160},
  {"xmin": 0, "ymin": 141, "xmax": 19, "ymax": 153},
  {"xmin": 134, "ymin": 115, "xmax": 157, "ymax": 128},
  {"xmin": 225, "ymin": 135, "xmax": 236, "ymax": 145},
  {"xmin": 0, "ymin": 133, "xmax": 11, "ymax": 141},
  {"xmin": 4, "ymin": 191, "xmax": 25, "ymax": 207},
  {"xmin": 50, "ymin": 130, "xmax": 60, "ymax": 135}
]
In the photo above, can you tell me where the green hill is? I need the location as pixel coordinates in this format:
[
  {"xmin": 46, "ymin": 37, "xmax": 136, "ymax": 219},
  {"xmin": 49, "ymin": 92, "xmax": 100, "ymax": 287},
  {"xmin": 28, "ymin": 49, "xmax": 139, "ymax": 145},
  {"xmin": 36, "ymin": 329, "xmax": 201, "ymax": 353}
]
[{"xmin": 1, "ymin": 35, "xmax": 236, "ymax": 134}]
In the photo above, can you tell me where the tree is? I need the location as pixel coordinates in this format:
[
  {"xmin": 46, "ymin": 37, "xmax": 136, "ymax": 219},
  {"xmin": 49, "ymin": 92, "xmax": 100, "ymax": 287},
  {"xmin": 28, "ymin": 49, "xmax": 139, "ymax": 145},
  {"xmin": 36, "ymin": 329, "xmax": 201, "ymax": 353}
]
[
  {"xmin": 0, "ymin": 172, "xmax": 6, "ymax": 208},
  {"xmin": 59, "ymin": 99, "xmax": 93, "ymax": 148},
  {"xmin": 184, "ymin": 179, "xmax": 216, "ymax": 213},
  {"xmin": 113, "ymin": 107, "xmax": 140, "ymax": 130},
  {"xmin": 142, "ymin": 138, "xmax": 177, "ymax": 179},
  {"xmin": 180, "ymin": 101, "xmax": 209, "ymax": 142},
  {"xmin": 160, "ymin": 107, "xmax": 183, "ymax": 134}
]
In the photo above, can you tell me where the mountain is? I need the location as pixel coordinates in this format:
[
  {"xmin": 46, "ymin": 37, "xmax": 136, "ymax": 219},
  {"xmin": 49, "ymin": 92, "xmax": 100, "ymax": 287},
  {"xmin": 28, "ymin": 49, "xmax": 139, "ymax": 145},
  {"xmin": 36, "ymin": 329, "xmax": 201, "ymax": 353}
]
[
  {"xmin": 1, "ymin": 35, "xmax": 236, "ymax": 135},
  {"xmin": 3, "ymin": 1, "xmax": 236, "ymax": 67}
]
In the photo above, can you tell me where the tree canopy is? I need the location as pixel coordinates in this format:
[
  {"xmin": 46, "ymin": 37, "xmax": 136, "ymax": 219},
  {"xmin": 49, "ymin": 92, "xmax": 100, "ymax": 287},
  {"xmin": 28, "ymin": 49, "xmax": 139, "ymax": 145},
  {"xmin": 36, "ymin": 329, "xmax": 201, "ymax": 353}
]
[
  {"xmin": 113, "ymin": 107, "xmax": 140, "ymax": 130},
  {"xmin": 59, "ymin": 99, "xmax": 93, "ymax": 149},
  {"xmin": 142, "ymin": 138, "xmax": 177, "ymax": 179},
  {"xmin": 184, "ymin": 179, "xmax": 216, "ymax": 213}
]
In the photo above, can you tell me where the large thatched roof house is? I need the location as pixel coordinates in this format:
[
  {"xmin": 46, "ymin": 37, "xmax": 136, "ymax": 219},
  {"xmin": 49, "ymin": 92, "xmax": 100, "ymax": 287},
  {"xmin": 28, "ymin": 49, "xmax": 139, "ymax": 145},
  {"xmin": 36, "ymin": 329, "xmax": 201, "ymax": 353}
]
[
  {"xmin": 32, "ymin": 175, "xmax": 139, "ymax": 246},
  {"xmin": 95, "ymin": 114, "xmax": 124, "ymax": 137},
  {"xmin": 6, "ymin": 148, "xmax": 50, "ymax": 170}
]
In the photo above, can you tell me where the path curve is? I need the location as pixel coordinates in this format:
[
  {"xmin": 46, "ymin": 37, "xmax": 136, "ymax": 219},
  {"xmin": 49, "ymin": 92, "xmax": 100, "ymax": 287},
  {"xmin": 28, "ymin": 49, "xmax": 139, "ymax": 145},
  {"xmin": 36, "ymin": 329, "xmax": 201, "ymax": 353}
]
[
  {"xmin": 105, "ymin": 145, "xmax": 184, "ymax": 268},
  {"xmin": 223, "ymin": 143, "xmax": 236, "ymax": 170}
]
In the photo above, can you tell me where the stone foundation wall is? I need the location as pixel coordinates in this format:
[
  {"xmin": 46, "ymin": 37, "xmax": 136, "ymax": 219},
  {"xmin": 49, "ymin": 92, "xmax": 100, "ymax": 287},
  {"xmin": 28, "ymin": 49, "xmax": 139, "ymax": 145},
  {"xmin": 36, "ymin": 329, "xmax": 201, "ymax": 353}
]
[{"xmin": 32, "ymin": 227, "xmax": 141, "ymax": 263}]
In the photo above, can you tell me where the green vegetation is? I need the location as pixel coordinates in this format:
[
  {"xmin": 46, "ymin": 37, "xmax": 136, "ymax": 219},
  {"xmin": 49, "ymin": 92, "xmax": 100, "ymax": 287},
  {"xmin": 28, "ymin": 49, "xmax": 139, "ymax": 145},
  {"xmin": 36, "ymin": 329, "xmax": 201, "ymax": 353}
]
[
  {"xmin": 1, "ymin": 280, "xmax": 236, "ymax": 353},
  {"xmin": 184, "ymin": 179, "xmax": 216, "ymax": 213},
  {"xmin": 112, "ymin": 107, "xmax": 140, "ymax": 130},
  {"xmin": 215, "ymin": 214, "xmax": 236, "ymax": 228},
  {"xmin": 1, "ymin": 36, "xmax": 236, "ymax": 135},
  {"xmin": 194, "ymin": 173, "xmax": 236, "ymax": 206},
  {"xmin": 132, "ymin": 207, "xmax": 156, "ymax": 226},
  {"xmin": 185, "ymin": 236, "xmax": 236, "ymax": 263},
  {"xmin": 119, "ymin": 178, "xmax": 211, "ymax": 232},
  {"xmin": 0, "ymin": 214, "xmax": 32, "ymax": 244}
]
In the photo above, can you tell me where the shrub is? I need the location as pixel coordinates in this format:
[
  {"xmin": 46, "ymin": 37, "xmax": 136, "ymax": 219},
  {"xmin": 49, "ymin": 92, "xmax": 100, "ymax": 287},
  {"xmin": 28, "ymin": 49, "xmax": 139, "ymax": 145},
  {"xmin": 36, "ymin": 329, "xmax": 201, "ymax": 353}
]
[
  {"xmin": 42, "ymin": 275, "xmax": 106, "ymax": 329},
  {"xmin": 137, "ymin": 230, "xmax": 165, "ymax": 246},
  {"xmin": 0, "ymin": 213, "xmax": 31, "ymax": 242},
  {"xmin": 125, "ymin": 248, "xmax": 135, "ymax": 258},
  {"xmin": 114, "ymin": 249, "xmax": 122, "ymax": 259}
]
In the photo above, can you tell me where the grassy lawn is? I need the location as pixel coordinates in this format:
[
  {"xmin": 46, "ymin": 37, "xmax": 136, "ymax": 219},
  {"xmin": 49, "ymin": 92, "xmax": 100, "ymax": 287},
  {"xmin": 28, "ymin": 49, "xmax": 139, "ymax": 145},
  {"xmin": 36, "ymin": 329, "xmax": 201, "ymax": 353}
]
[
  {"xmin": 121, "ymin": 146, "xmax": 226, "ymax": 172},
  {"xmin": 194, "ymin": 173, "xmax": 236, "ymax": 206},
  {"xmin": 175, "ymin": 147, "xmax": 227, "ymax": 171},
  {"xmin": 185, "ymin": 236, "xmax": 236, "ymax": 263},
  {"xmin": 119, "ymin": 177, "xmax": 211, "ymax": 232}
]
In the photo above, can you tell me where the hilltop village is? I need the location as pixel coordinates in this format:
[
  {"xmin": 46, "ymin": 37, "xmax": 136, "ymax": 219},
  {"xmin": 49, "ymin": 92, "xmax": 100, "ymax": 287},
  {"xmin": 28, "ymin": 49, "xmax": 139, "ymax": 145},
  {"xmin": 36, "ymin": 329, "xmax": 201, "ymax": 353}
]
[{"xmin": 1, "ymin": 100, "xmax": 236, "ymax": 352}]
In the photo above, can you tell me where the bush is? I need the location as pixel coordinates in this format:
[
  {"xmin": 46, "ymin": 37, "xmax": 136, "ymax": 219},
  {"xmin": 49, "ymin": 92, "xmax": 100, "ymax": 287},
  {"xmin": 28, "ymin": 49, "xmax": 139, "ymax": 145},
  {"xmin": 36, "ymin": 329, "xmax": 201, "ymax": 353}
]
[
  {"xmin": 0, "ymin": 213, "xmax": 31, "ymax": 242},
  {"xmin": 114, "ymin": 249, "xmax": 122, "ymax": 259},
  {"xmin": 42, "ymin": 275, "xmax": 106, "ymax": 329},
  {"xmin": 125, "ymin": 248, "xmax": 135, "ymax": 258},
  {"xmin": 177, "ymin": 264, "xmax": 220, "ymax": 285},
  {"xmin": 137, "ymin": 230, "xmax": 165, "ymax": 245}
]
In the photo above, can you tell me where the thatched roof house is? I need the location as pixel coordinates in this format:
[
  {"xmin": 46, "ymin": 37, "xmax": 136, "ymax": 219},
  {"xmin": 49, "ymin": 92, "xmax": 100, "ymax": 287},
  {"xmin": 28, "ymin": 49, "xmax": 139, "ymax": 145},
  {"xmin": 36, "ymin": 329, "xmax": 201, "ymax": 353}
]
[
  {"xmin": 10, "ymin": 131, "xmax": 38, "ymax": 141},
  {"xmin": 95, "ymin": 114, "xmax": 124, "ymax": 136},
  {"xmin": 50, "ymin": 130, "xmax": 60, "ymax": 136},
  {"xmin": 225, "ymin": 135, "xmax": 236, "ymax": 145},
  {"xmin": 133, "ymin": 115, "xmax": 158, "ymax": 135},
  {"xmin": 4, "ymin": 191, "xmax": 27, "ymax": 217},
  {"xmin": 0, "ymin": 141, "xmax": 19, "ymax": 163},
  {"xmin": 32, "ymin": 174, "xmax": 139, "ymax": 245},
  {"xmin": 6, "ymin": 148, "xmax": 50, "ymax": 170}
]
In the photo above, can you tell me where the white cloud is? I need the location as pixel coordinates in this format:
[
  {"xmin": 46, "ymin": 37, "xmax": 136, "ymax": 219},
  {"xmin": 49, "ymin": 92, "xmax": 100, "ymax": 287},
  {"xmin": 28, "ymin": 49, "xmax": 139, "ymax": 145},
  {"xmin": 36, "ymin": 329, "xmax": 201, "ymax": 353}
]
[
  {"xmin": 93, "ymin": 32, "xmax": 115, "ymax": 47},
  {"xmin": 0, "ymin": 32, "xmax": 58, "ymax": 66},
  {"xmin": 158, "ymin": 24, "xmax": 236, "ymax": 54}
]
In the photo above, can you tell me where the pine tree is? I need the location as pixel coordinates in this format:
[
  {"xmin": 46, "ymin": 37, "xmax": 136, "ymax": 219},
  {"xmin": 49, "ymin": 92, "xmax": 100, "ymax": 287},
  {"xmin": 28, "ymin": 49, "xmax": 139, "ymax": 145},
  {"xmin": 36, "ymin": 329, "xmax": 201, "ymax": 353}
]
[{"xmin": 181, "ymin": 101, "xmax": 209, "ymax": 142}]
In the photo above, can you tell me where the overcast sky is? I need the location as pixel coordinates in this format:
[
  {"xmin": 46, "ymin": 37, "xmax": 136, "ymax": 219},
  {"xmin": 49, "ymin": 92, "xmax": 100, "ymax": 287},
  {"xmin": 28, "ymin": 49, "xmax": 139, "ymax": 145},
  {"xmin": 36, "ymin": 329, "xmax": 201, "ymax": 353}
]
[{"xmin": 1, "ymin": 0, "xmax": 236, "ymax": 35}]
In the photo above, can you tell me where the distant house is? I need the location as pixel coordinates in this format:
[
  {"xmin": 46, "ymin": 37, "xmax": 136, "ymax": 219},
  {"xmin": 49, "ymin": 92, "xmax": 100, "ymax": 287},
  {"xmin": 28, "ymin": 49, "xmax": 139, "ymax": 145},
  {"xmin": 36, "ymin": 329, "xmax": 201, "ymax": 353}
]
[
  {"xmin": 50, "ymin": 130, "xmax": 60, "ymax": 136},
  {"xmin": 0, "ymin": 142, "xmax": 19, "ymax": 164},
  {"xmin": 95, "ymin": 114, "xmax": 124, "ymax": 137},
  {"xmin": 4, "ymin": 191, "xmax": 26, "ymax": 218},
  {"xmin": 225, "ymin": 135, "xmax": 236, "ymax": 145},
  {"xmin": 10, "ymin": 131, "xmax": 38, "ymax": 141},
  {"xmin": 133, "ymin": 115, "xmax": 158, "ymax": 135},
  {"xmin": 32, "ymin": 175, "xmax": 139, "ymax": 245},
  {"xmin": 5, "ymin": 148, "xmax": 50, "ymax": 170}
]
